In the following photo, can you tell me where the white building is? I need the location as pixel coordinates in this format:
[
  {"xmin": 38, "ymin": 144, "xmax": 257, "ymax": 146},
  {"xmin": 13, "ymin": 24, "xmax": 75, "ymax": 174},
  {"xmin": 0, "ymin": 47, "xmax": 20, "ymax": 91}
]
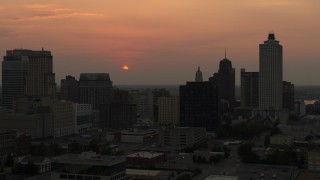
[
  {"xmin": 259, "ymin": 33, "xmax": 283, "ymax": 114},
  {"xmin": 73, "ymin": 103, "xmax": 93, "ymax": 134}
]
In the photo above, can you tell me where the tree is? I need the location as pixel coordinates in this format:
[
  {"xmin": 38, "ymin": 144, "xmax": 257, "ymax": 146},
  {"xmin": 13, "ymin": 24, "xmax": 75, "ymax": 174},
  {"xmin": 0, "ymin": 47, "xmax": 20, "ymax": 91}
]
[
  {"xmin": 35, "ymin": 143, "xmax": 47, "ymax": 156},
  {"xmin": 68, "ymin": 141, "xmax": 83, "ymax": 154}
]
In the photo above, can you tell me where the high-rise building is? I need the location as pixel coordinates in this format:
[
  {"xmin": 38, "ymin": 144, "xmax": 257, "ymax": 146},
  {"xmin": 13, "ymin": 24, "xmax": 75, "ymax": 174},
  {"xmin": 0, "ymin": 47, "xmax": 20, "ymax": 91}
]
[
  {"xmin": 158, "ymin": 96, "xmax": 180, "ymax": 126},
  {"xmin": 259, "ymin": 33, "xmax": 283, "ymax": 111},
  {"xmin": 152, "ymin": 88, "xmax": 170, "ymax": 123},
  {"xmin": 209, "ymin": 53, "xmax": 235, "ymax": 108},
  {"xmin": 128, "ymin": 89, "xmax": 153, "ymax": 121},
  {"xmin": 240, "ymin": 68, "xmax": 259, "ymax": 108},
  {"xmin": 180, "ymin": 82, "xmax": 219, "ymax": 131},
  {"xmin": 61, "ymin": 75, "xmax": 79, "ymax": 103},
  {"xmin": 78, "ymin": 73, "xmax": 113, "ymax": 110},
  {"xmin": 195, "ymin": 66, "xmax": 203, "ymax": 82},
  {"xmin": 2, "ymin": 49, "xmax": 56, "ymax": 109},
  {"xmin": 283, "ymin": 81, "xmax": 295, "ymax": 111}
]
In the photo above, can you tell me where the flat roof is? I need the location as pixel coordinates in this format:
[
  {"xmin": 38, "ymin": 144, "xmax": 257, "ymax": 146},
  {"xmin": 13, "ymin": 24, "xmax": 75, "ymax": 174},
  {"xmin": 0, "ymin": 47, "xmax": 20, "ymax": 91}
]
[
  {"xmin": 126, "ymin": 169, "xmax": 160, "ymax": 176},
  {"xmin": 204, "ymin": 175, "xmax": 238, "ymax": 180},
  {"xmin": 127, "ymin": 151, "xmax": 164, "ymax": 159},
  {"xmin": 52, "ymin": 153, "xmax": 125, "ymax": 166}
]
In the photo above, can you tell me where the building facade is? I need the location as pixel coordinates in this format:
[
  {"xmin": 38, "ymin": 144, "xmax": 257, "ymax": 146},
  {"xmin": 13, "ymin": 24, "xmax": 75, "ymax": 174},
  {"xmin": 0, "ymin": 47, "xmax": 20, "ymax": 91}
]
[
  {"xmin": 78, "ymin": 73, "xmax": 113, "ymax": 110},
  {"xmin": 61, "ymin": 75, "xmax": 79, "ymax": 103},
  {"xmin": 73, "ymin": 104, "xmax": 93, "ymax": 134},
  {"xmin": 240, "ymin": 68, "xmax": 259, "ymax": 108},
  {"xmin": 283, "ymin": 81, "xmax": 295, "ymax": 111},
  {"xmin": 180, "ymin": 81, "xmax": 219, "ymax": 131},
  {"xmin": 259, "ymin": 33, "xmax": 283, "ymax": 111},
  {"xmin": 158, "ymin": 96, "xmax": 180, "ymax": 126}
]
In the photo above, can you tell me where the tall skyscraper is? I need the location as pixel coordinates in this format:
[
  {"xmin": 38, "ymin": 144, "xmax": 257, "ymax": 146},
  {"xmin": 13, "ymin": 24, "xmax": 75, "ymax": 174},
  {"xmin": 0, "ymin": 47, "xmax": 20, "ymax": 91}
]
[
  {"xmin": 241, "ymin": 68, "xmax": 259, "ymax": 108},
  {"xmin": 61, "ymin": 75, "xmax": 79, "ymax": 103},
  {"xmin": 2, "ymin": 49, "xmax": 56, "ymax": 109},
  {"xmin": 259, "ymin": 33, "xmax": 283, "ymax": 111},
  {"xmin": 209, "ymin": 52, "xmax": 235, "ymax": 108},
  {"xmin": 180, "ymin": 81, "xmax": 219, "ymax": 131},
  {"xmin": 195, "ymin": 66, "xmax": 203, "ymax": 82},
  {"xmin": 78, "ymin": 73, "xmax": 113, "ymax": 110}
]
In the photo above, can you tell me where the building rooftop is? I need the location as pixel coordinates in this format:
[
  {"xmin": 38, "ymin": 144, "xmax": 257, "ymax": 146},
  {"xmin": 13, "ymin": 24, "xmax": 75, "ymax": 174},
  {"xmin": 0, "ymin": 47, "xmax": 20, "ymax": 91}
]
[
  {"xmin": 79, "ymin": 73, "xmax": 111, "ymax": 81},
  {"xmin": 295, "ymin": 170, "xmax": 320, "ymax": 180},
  {"xmin": 204, "ymin": 175, "xmax": 238, "ymax": 180},
  {"xmin": 52, "ymin": 151, "xmax": 125, "ymax": 166},
  {"xmin": 127, "ymin": 151, "xmax": 164, "ymax": 159},
  {"xmin": 126, "ymin": 169, "xmax": 161, "ymax": 176}
]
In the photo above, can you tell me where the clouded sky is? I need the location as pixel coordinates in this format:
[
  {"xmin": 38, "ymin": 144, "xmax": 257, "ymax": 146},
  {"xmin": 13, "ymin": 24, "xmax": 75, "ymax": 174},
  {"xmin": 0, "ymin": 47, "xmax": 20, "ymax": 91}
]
[{"xmin": 0, "ymin": 0, "xmax": 319, "ymax": 85}]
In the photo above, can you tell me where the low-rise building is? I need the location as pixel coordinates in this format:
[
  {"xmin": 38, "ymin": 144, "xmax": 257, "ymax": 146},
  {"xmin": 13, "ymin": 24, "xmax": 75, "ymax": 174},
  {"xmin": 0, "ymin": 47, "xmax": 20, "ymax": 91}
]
[
  {"xmin": 308, "ymin": 150, "xmax": 320, "ymax": 170},
  {"xmin": 19, "ymin": 155, "xmax": 51, "ymax": 174},
  {"xmin": 51, "ymin": 151, "xmax": 126, "ymax": 180},
  {"xmin": 204, "ymin": 175, "xmax": 238, "ymax": 180},
  {"xmin": 0, "ymin": 130, "xmax": 16, "ymax": 157},
  {"xmin": 270, "ymin": 134, "xmax": 294, "ymax": 147},
  {"xmin": 127, "ymin": 151, "xmax": 165, "ymax": 165},
  {"xmin": 158, "ymin": 127, "xmax": 206, "ymax": 148},
  {"xmin": 126, "ymin": 169, "xmax": 175, "ymax": 180},
  {"xmin": 106, "ymin": 129, "xmax": 157, "ymax": 143}
]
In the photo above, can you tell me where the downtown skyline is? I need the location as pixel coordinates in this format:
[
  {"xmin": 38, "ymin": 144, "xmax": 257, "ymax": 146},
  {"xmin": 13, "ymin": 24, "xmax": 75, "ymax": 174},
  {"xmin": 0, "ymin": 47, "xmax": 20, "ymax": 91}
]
[{"xmin": 0, "ymin": 0, "xmax": 320, "ymax": 85}]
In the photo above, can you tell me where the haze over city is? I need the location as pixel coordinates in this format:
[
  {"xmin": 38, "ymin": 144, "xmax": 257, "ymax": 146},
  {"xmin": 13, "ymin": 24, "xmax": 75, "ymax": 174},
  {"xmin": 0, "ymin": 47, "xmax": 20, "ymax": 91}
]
[{"xmin": 0, "ymin": 0, "xmax": 320, "ymax": 85}]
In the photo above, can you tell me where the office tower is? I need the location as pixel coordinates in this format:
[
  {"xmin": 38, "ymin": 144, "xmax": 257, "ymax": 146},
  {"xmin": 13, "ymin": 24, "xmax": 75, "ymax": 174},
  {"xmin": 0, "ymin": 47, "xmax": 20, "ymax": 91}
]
[
  {"xmin": 240, "ymin": 68, "xmax": 259, "ymax": 108},
  {"xmin": 128, "ymin": 89, "xmax": 153, "ymax": 121},
  {"xmin": 112, "ymin": 88, "xmax": 129, "ymax": 103},
  {"xmin": 195, "ymin": 66, "xmax": 203, "ymax": 82},
  {"xmin": 283, "ymin": 81, "xmax": 295, "ymax": 111},
  {"xmin": 2, "ymin": 49, "xmax": 56, "ymax": 108},
  {"xmin": 73, "ymin": 104, "xmax": 93, "ymax": 134},
  {"xmin": 158, "ymin": 96, "xmax": 180, "ymax": 126},
  {"xmin": 61, "ymin": 75, "xmax": 79, "ymax": 103},
  {"xmin": 78, "ymin": 73, "xmax": 113, "ymax": 110},
  {"xmin": 152, "ymin": 88, "xmax": 170, "ymax": 123},
  {"xmin": 180, "ymin": 82, "xmax": 219, "ymax": 131},
  {"xmin": 259, "ymin": 33, "xmax": 283, "ymax": 111},
  {"xmin": 209, "ymin": 52, "xmax": 235, "ymax": 107},
  {"xmin": 99, "ymin": 103, "xmax": 137, "ymax": 129}
]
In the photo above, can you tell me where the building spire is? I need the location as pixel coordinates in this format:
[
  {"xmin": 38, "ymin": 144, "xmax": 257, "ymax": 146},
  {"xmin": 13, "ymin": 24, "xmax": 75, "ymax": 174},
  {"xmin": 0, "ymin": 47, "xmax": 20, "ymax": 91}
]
[
  {"xmin": 225, "ymin": 48, "xmax": 227, "ymax": 59},
  {"xmin": 195, "ymin": 66, "xmax": 203, "ymax": 82}
]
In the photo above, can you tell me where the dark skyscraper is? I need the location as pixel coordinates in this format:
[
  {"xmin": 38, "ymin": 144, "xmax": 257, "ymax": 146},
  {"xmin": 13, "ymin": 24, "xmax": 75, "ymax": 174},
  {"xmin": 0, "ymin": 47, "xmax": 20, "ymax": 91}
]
[
  {"xmin": 61, "ymin": 75, "xmax": 79, "ymax": 103},
  {"xmin": 180, "ymin": 81, "xmax": 219, "ymax": 131},
  {"xmin": 283, "ymin": 81, "xmax": 295, "ymax": 111},
  {"xmin": 2, "ymin": 49, "xmax": 56, "ymax": 109},
  {"xmin": 209, "ymin": 52, "xmax": 235, "ymax": 108},
  {"xmin": 195, "ymin": 66, "xmax": 203, "ymax": 82},
  {"xmin": 241, "ymin": 68, "xmax": 259, "ymax": 108},
  {"xmin": 78, "ymin": 73, "xmax": 113, "ymax": 110},
  {"xmin": 259, "ymin": 33, "xmax": 283, "ymax": 111}
]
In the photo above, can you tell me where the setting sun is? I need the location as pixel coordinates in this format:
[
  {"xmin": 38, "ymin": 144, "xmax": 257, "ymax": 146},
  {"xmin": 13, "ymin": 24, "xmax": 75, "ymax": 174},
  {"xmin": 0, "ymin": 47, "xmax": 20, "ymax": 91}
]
[{"xmin": 122, "ymin": 65, "xmax": 129, "ymax": 71}]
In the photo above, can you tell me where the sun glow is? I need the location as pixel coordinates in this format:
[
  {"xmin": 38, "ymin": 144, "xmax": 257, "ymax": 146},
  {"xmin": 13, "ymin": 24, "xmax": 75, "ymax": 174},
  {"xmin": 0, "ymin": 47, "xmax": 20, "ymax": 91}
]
[{"xmin": 122, "ymin": 65, "xmax": 129, "ymax": 70}]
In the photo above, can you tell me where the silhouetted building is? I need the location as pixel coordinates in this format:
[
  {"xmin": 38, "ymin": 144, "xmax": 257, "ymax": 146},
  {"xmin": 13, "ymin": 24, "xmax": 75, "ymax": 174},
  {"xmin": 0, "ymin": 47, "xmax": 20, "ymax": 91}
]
[
  {"xmin": 61, "ymin": 75, "xmax": 78, "ymax": 103},
  {"xmin": 158, "ymin": 96, "xmax": 180, "ymax": 126},
  {"xmin": 195, "ymin": 66, "xmax": 203, "ymax": 82},
  {"xmin": 78, "ymin": 73, "xmax": 113, "ymax": 110},
  {"xmin": 113, "ymin": 88, "xmax": 129, "ymax": 103},
  {"xmin": 180, "ymin": 82, "xmax": 219, "ymax": 131},
  {"xmin": 152, "ymin": 88, "xmax": 170, "ymax": 123},
  {"xmin": 129, "ymin": 90, "xmax": 153, "ymax": 121},
  {"xmin": 2, "ymin": 49, "xmax": 56, "ymax": 109},
  {"xmin": 259, "ymin": 33, "xmax": 283, "ymax": 111},
  {"xmin": 0, "ymin": 130, "xmax": 16, "ymax": 157},
  {"xmin": 209, "ymin": 52, "xmax": 235, "ymax": 108},
  {"xmin": 99, "ymin": 103, "xmax": 137, "ymax": 129},
  {"xmin": 283, "ymin": 81, "xmax": 295, "ymax": 111},
  {"xmin": 240, "ymin": 68, "xmax": 259, "ymax": 108}
]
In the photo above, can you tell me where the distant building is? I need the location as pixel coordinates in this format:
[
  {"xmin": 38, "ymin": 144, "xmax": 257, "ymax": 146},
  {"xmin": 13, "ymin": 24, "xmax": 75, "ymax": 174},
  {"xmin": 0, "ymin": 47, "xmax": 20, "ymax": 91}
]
[
  {"xmin": 113, "ymin": 88, "xmax": 129, "ymax": 103},
  {"xmin": 0, "ymin": 130, "xmax": 16, "ymax": 157},
  {"xmin": 259, "ymin": 33, "xmax": 283, "ymax": 112},
  {"xmin": 158, "ymin": 96, "xmax": 180, "ymax": 126},
  {"xmin": 99, "ymin": 103, "xmax": 137, "ymax": 129},
  {"xmin": 127, "ymin": 151, "xmax": 165, "ymax": 165},
  {"xmin": 73, "ymin": 104, "xmax": 93, "ymax": 134},
  {"xmin": 106, "ymin": 129, "xmax": 157, "ymax": 143},
  {"xmin": 51, "ymin": 151, "xmax": 126, "ymax": 180},
  {"xmin": 269, "ymin": 134, "xmax": 294, "ymax": 147},
  {"xmin": 2, "ymin": 49, "xmax": 56, "ymax": 109},
  {"xmin": 129, "ymin": 90, "xmax": 153, "ymax": 121},
  {"xmin": 308, "ymin": 150, "xmax": 320, "ymax": 170},
  {"xmin": 195, "ymin": 66, "xmax": 203, "ymax": 82},
  {"xmin": 204, "ymin": 175, "xmax": 238, "ymax": 180},
  {"xmin": 158, "ymin": 127, "xmax": 206, "ymax": 148},
  {"xmin": 152, "ymin": 88, "xmax": 170, "ymax": 123},
  {"xmin": 78, "ymin": 73, "xmax": 113, "ymax": 110},
  {"xmin": 180, "ymin": 81, "xmax": 219, "ymax": 131},
  {"xmin": 240, "ymin": 68, "xmax": 259, "ymax": 108},
  {"xmin": 295, "ymin": 101, "xmax": 306, "ymax": 116},
  {"xmin": 283, "ymin": 81, "xmax": 295, "ymax": 111},
  {"xmin": 209, "ymin": 52, "xmax": 235, "ymax": 108},
  {"xmin": 61, "ymin": 75, "xmax": 79, "ymax": 103}
]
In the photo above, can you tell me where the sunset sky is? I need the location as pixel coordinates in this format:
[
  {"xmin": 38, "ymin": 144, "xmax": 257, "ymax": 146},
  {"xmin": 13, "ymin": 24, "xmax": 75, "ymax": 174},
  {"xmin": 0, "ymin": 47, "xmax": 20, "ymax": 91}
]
[{"xmin": 0, "ymin": 0, "xmax": 320, "ymax": 85}]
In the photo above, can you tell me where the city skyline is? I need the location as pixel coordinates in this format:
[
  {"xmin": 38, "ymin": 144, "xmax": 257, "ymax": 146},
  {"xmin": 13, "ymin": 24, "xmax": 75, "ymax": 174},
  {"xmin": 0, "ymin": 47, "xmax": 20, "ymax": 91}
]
[{"xmin": 0, "ymin": 1, "xmax": 320, "ymax": 85}]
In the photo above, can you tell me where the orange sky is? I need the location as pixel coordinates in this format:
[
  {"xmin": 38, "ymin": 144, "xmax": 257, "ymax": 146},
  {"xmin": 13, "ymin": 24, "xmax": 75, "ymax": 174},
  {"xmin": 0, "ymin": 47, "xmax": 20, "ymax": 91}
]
[{"xmin": 0, "ymin": 0, "xmax": 320, "ymax": 85}]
